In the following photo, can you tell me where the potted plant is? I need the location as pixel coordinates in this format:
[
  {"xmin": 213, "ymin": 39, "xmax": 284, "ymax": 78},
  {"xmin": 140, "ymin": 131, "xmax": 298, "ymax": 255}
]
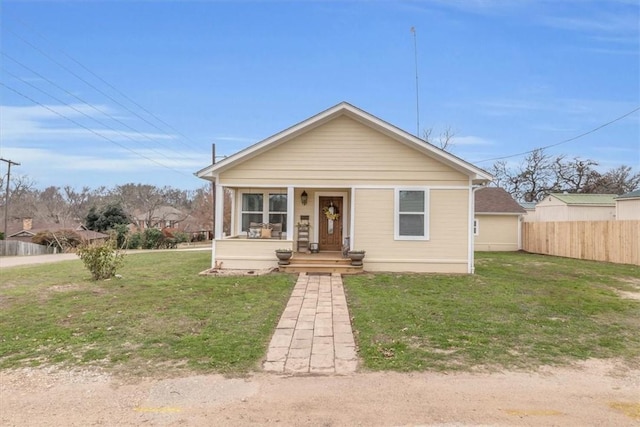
[
  {"xmin": 275, "ymin": 249, "xmax": 293, "ymax": 265},
  {"xmin": 347, "ymin": 250, "xmax": 366, "ymax": 266}
]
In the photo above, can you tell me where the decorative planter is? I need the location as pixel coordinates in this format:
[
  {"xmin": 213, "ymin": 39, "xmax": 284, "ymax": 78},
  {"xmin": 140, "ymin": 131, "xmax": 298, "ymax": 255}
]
[
  {"xmin": 275, "ymin": 250, "xmax": 293, "ymax": 265},
  {"xmin": 348, "ymin": 251, "xmax": 366, "ymax": 266},
  {"xmin": 309, "ymin": 243, "xmax": 319, "ymax": 254}
]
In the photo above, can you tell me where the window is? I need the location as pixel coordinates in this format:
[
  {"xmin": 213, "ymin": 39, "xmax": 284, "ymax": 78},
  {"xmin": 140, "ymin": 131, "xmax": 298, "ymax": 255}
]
[
  {"xmin": 473, "ymin": 218, "xmax": 479, "ymax": 236},
  {"xmin": 269, "ymin": 194, "xmax": 287, "ymax": 232},
  {"xmin": 241, "ymin": 193, "xmax": 263, "ymax": 231},
  {"xmin": 241, "ymin": 192, "xmax": 288, "ymax": 232},
  {"xmin": 395, "ymin": 188, "xmax": 429, "ymax": 240}
]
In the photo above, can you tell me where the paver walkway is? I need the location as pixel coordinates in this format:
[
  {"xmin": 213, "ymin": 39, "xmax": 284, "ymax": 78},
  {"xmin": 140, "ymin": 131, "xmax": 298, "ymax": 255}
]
[{"xmin": 263, "ymin": 273, "xmax": 358, "ymax": 374}]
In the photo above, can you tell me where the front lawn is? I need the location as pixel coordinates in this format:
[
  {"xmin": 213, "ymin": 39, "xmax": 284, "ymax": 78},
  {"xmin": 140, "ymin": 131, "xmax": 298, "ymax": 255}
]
[
  {"xmin": 344, "ymin": 252, "xmax": 640, "ymax": 372},
  {"xmin": 0, "ymin": 251, "xmax": 295, "ymax": 376}
]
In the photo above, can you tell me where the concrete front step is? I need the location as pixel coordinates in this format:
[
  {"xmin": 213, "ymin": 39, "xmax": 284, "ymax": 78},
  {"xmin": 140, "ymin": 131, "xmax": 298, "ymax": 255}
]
[{"xmin": 280, "ymin": 263, "xmax": 362, "ymax": 274}]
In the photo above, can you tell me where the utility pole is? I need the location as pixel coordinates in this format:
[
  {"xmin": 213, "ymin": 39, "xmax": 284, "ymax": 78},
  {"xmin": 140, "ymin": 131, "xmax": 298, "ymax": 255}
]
[
  {"xmin": 411, "ymin": 26, "xmax": 420, "ymax": 137},
  {"xmin": 1, "ymin": 158, "xmax": 20, "ymax": 237}
]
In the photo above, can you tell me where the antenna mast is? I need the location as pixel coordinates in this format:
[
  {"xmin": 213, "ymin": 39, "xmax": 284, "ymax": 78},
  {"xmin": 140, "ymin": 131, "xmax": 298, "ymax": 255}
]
[{"xmin": 411, "ymin": 26, "xmax": 420, "ymax": 137}]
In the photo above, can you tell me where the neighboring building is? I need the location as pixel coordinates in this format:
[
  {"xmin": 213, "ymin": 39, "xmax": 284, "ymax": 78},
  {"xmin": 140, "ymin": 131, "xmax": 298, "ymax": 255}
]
[
  {"xmin": 135, "ymin": 206, "xmax": 193, "ymax": 231},
  {"xmin": 534, "ymin": 193, "xmax": 616, "ymax": 222},
  {"xmin": 6, "ymin": 217, "xmax": 109, "ymax": 243},
  {"xmin": 615, "ymin": 189, "xmax": 640, "ymax": 220},
  {"xmin": 474, "ymin": 187, "xmax": 526, "ymax": 251},
  {"xmin": 196, "ymin": 102, "xmax": 492, "ymax": 273},
  {"xmin": 519, "ymin": 201, "xmax": 537, "ymax": 222}
]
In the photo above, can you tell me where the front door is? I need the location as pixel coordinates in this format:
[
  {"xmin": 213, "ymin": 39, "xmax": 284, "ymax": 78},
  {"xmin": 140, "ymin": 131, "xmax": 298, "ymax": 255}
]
[{"xmin": 318, "ymin": 196, "xmax": 343, "ymax": 251}]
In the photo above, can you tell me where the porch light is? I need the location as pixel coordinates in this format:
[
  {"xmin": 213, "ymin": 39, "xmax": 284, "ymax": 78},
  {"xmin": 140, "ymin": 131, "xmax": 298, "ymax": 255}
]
[{"xmin": 301, "ymin": 190, "xmax": 308, "ymax": 205}]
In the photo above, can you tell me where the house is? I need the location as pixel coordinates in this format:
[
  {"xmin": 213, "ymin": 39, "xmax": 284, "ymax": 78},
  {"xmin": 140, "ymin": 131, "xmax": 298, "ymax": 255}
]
[
  {"xmin": 134, "ymin": 206, "xmax": 190, "ymax": 230},
  {"xmin": 6, "ymin": 217, "xmax": 109, "ymax": 243},
  {"xmin": 196, "ymin": 102, "xmax": 492, "ymax": 273},
  {"xmin": 474, "ymin": 187, "xmax": 525, "ymax": 251},
  {"xmin": 519, "ymin": 201, "xmax": 537, "ymax": 222},
  {"xmin": 615, "ymin": 189, "xmax": 640, "ymax": 220},
  {"xmin": 534, "ymin": 193, "xmax": 616, "ymax": 222}
]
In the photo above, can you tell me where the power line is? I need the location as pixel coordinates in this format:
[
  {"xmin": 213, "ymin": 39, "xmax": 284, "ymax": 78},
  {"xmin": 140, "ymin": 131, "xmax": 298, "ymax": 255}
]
[
  {"xmin": 6, "ymin": 27, "xmax": 204, "ymax": 154},
  {"xmin": 2, "ymin": 54, "xmax": 200, "ymax": 162},
  {"xmin": 1, "ymin": 82, "xmax": 192, "ymax": 177},
  {"xmin": 475, "ymin": 106, "xmax": 640, "ymax": 163},
  {"xmin": 2, "ymin": 68, "xmax": 179, "ymax": 165}
]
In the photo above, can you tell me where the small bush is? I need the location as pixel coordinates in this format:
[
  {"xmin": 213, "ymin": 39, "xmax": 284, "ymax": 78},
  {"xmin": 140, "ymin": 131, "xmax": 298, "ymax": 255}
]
[
  {"xmin": 173, "ymin": 231, "xmax": 189, "ymax": 244},
  {"xmin": 142, "ymin": 228, "xmax": 164, "ymax": 249},
  {"xmin": 76, "ymin": 239, "xmax": 126, "ymax": 280},
  {"xmin": 127, "ymin": 232, "xmax": 142, "ymax": 249},
  {"xmin": 112, "ymin": 223, "xmax": 130, "ymax": 249}
]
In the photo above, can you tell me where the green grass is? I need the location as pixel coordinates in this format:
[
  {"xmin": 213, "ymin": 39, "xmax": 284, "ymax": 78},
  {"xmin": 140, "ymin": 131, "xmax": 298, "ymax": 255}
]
[
  {"xmin": 0, "ymin": 251, "xmax": 295, "ymax": 376},
  {"xmin": 344, "ymin": 252, "xmax": 640, "ymax": 372}
]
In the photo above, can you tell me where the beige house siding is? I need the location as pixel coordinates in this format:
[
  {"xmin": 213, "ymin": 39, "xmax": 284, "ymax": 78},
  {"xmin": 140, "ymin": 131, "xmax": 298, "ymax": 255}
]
[
  {"xmin": 352, "ymin": 188, "xmax": 469, "ymax": 273},
  {"xmin": 535, "ymin": 196, "xmax": 616, "ymax": 221},
  {"xmin": 474, "ymin": 214, "xmax": 521, "ymax": 251},
  {"xmin": 218, "ymin": 116, "xmax": 468, "ymax": 187},
  {"xmin": 616, "ymin": 199, "xmax": 640, "ymax": 220},
  {"xmin": 213, "ymin": 239, "xmax": 288, "ymax": 270},
  {"xmin": 522, "ymin": 209, "xmax": 537, "ymax": 222},
  {"xmin": 536, "ymin": 205, "xmax": 615, "ymax": 222}
]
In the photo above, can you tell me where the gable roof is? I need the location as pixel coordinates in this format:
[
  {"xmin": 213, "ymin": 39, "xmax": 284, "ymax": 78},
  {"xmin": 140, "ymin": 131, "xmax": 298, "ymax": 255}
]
[
  {"xmin": 549, "ymin": 193, "xmax": 616, "ymax": 206},
  {"xmin": 519, "ymin": 201, "xmax": 536, "ymax": 211},
  {"xmin": 475, "ymin": 187, "xmax": 525, "ymax": 214},
  {"xmin": 196, "ymin": 102, "xmax": 492, "ymax": 185},
  {"xmin": 5, "ymin": 218, "xmax": 109, "ymax": 241},
  {"xmin": 615, "ymin": 189, "xmax": 640, "ymax": 200}
]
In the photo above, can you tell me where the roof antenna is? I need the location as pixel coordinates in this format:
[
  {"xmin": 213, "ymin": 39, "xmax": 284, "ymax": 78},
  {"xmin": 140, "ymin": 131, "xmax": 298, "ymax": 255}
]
[{"xmin": 411, "ymin": 26, "xmax": 420, "ymax": 137}]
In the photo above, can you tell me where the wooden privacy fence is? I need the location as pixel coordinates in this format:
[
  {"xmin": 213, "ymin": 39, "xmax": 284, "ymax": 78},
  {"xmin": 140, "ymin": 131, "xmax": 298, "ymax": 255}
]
[
  {"xmin": 522, "ymin": 220, "xmax": 640, "ymax": 266},
  {"xmin": 0, "ymin": 241, "xmax": 57, "ymax": 257}
]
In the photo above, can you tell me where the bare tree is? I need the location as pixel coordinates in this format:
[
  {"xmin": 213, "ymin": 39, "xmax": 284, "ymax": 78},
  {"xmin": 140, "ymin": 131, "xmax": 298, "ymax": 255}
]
[
  {"xmin": 111, "ymin": 183, "xmax": 166, "ymax": 226},
  {"xmin": 422, "ymin": 126, "xmax": 455, "ymax": 151},
  {"xmin": 0, "ymin": 174, "xmax": 37, "ymax": 221},
  {"xmin": 583, "ymin": 165, "xmax": 640, "ymax": 194},
  {"xmin": 39, "ymin": 186, "xmax": 71, "ymax": 225},
  {"xmin": 63, "ymin": 186, "xmax": 95, "ymax": 222},
  {"xmin": 553, "ymin": 156, "xmax": 600, "ymax": 193},
  {"xmin": 492, "ymin": 148, "xmax": 639, "ymax": 202},
  {"xmin": 491, "ymin": 149, "xmax": 560, "ymax": 202}
]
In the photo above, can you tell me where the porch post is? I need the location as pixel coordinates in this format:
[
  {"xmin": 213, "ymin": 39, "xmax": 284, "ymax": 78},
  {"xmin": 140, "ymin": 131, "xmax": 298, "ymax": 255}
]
[
  {"xmin": 215, "ymin": 183, "xmax": 224, "ymax": 240},
  {"xmin": 287, "ymin": 186, "xmax": 294, "ymax": 241},
  {"xmin": 350, "ymin": 187, "xmax": 356, "ymax": 251}
]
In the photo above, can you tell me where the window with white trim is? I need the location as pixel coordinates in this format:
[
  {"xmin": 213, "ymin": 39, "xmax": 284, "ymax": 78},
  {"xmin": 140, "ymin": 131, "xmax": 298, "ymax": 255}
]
[
  {"xmin": 268, "ymin": 194, "xmax": 287, "ymax": 232},
  {"xmin": 395, "ymin": 188, "xmax": 429, "ymax": 240},
  {"xmin": 241, "ymin": 192, "xmax": 288, "ymax": 232},
  {"xmin": 473, "ymin": 218, "xmax": 479, "ymax": 236},
  {"xmin": 241, "ymin": 193, "xmax": 263, "ymax": 231}
]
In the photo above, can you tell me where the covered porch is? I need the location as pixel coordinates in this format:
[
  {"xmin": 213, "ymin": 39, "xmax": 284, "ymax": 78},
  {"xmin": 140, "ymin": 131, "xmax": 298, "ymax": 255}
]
[{"xmin": 211, "ymin": 185, "xmax": 354, "ymax": 270}]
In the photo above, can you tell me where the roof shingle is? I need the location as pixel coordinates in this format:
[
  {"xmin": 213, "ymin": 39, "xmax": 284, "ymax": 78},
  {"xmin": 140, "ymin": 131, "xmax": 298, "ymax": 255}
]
[{"xmin": 475, "ymin": 187, "xmax": 525, "ymax": 214}]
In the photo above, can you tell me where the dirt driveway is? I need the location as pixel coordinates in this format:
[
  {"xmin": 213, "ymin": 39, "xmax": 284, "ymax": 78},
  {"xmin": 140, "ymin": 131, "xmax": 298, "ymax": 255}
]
[{"xmin": 2, "ymin": 359, "xmax": 638, "ymax": 426}]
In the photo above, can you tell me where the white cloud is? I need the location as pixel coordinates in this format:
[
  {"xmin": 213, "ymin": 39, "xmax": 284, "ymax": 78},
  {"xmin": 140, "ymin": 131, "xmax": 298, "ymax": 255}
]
[
  {"xmin": 0, "ymin": 146, "xmax": 203, "ymax": 174},
  {"xmin": 451, "ymin": 135, "xmax": 493, "ymax": 146},
  {"xmin": 0, "ymin": 104, "xmax": 176, "ymax": 144}
]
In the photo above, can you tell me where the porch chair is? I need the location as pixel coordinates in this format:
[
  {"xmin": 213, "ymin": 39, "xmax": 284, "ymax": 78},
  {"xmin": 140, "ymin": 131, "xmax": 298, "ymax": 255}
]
[{"xmin": 269, "ymin": 223, "xmax": 283, "ymax": 239}]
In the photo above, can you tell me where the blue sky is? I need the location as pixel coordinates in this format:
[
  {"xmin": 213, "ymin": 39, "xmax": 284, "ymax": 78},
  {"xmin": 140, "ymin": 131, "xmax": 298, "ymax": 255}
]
[{"xmin": 1, "ymin": 0, "xmax": 638, "ymax": 191}]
